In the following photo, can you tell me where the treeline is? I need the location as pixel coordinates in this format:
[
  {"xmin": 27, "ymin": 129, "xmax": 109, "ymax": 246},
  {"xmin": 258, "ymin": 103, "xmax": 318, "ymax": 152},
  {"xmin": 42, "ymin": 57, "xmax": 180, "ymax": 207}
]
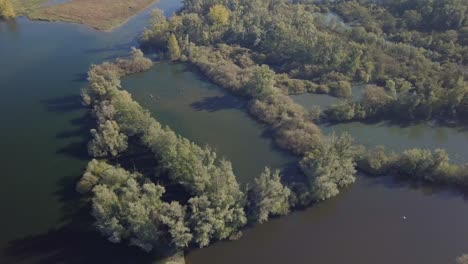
[
  {"xmin": 141, "ymin": 0, "xmax": 468, "ymax": 124},
  {"xmin": 358, "ymin": 146, "xmax": 468, "ymax": 188},
  {"xmin": 324, "ymin": 81, "xmax": 468, "ymax": 123},
  {"xmin": 0, "ymin": 0, "xmax": 15, "ymax": 19},
  {"xmin": 78, "ymin": 49, "xmax": 297, "ymax": 254}
]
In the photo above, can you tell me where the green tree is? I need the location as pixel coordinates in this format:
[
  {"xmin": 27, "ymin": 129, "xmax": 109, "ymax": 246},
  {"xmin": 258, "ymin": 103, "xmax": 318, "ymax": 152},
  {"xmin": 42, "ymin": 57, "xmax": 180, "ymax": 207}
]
[
  {"xmin": 249, "ymin": 167, "xmax": 291, "ymax": 223},
  {"xmin": 76, "ymin": 159, "xmax": 114, "ymax": 193},
  {"xmin": 168, "ymin": 34, "xmax": 181, "ymax": 61},
  {"xmin": 89, "ymin": 163, "xmax": 192, "ymax": 252},
  {"xmin": 115, "ymin": 47, "xmax": 153, "ymax": 74},
  {"xmin": 248, "ymin": 65, "xmax": 278, "ymax": 99},
  {"xmin": 208, "ymin": 4, "xmax": 229, "ymax": 26},
  {"xmin": 300, "ymin": 133, "xmax": 357, "ymax": 201},
  {"xmin": 88, "ymin": 120, "xmax": 128, "ymax": 158}
]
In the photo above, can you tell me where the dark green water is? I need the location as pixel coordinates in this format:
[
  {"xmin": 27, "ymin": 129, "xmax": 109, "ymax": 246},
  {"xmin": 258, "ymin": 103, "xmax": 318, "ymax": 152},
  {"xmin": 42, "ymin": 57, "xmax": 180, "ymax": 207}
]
[
  {"xmin": 1, "ymin": 2, "xmax": 468, "ymax": 263},
  {"xmin": 121, "ymin": 64, "xmax": 295, "ymax": 184}
]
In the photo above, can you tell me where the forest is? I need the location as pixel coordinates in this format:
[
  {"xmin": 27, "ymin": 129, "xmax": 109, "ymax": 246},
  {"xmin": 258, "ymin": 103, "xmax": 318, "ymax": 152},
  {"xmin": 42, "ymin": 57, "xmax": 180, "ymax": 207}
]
[{"xmin": 76, "ymin": 0, "xmax": 468, "ymax": 261}]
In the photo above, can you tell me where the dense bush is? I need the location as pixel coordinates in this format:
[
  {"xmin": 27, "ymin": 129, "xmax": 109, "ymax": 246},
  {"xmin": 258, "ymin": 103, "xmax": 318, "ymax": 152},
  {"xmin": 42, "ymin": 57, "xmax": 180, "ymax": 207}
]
[
  {"xmin": 248, "ymin": 167, "xmax": 291, "ymax": 223},
  {"xmin": 87, "ymin": 120, "xmax": 128, "ymax": 158},
  {"xmin": 115, "ymin": 47, "xmax": 153, "ymax": 75},
  {"xmin": 0, "ymin": 0, "xmax": 15, "ymax": 19},
  {"xmin": 300, "ymin": 133, "xmax": 357, "ymax": 202},
  {"xmin": 358, "ymin": 146, "xmax": 468, "ymax": 187}
]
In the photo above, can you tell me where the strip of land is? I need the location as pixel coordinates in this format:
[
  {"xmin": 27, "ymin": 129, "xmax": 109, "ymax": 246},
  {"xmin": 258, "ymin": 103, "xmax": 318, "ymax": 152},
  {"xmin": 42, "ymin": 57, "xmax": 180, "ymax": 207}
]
[{"xmin": 12, "ymin": 0, "xmax": 158, "ymax": 31}]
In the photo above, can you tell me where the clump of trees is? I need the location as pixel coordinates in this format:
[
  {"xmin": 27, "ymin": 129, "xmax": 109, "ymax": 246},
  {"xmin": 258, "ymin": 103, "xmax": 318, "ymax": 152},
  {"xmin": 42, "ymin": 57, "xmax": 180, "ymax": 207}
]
[
  {"xmin": 358, "ymin": 146, "xmax": 468, "ymax": 187},
  {"xmin": 300, "ymin": 133, "xmax": 357, "ymax": 202},
  {"xmin": 0, "ymin": 0, "xmax": 15, "ymax": 19},
  {"xmin": 115, "ymin": 47, "xmax": 153, "ymax": 75},
  {"xmin": 248, "ymin": 167, "xmax": 291, "ymax": 223},
  {"xmin": 79, "ymin": 51, "xmax": 248, "ymax": 253},
  {"xmin": 87, "ymin": 120, "xmax": 128, "ymax": 158},
  {"xmin": 88, "ymin": 160, "xmax": 192, "ymax": 252}
]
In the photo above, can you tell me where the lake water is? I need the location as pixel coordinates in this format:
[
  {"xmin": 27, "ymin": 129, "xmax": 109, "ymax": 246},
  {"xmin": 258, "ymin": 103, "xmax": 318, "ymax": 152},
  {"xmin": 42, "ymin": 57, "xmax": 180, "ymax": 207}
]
[
  {"xmin": 1, "ymin": 1, "xmax": 468, "ymax": 263},
  {"xmin": 291, "ymin": 93, "xmax": 468, "ymax": 163}
]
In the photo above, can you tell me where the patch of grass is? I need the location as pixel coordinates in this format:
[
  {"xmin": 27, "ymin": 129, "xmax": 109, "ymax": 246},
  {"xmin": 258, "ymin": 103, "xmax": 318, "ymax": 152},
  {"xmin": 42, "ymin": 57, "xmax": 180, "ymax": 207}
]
[
  {"xmin": 13, "ymin": 0, "xmax": 158, "ymax": 31},
  {"xmin": 11, "ymin": 0, "xmax": 48, "ymax": 15}
]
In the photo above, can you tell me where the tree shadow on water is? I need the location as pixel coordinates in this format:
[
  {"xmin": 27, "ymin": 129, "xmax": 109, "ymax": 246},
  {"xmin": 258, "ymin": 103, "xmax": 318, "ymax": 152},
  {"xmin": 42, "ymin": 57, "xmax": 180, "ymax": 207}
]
[
  {"xmin": 191, "ymin": 95, "xmax": 244, "ymax": 112},
  {"xmin": 362, "ymin": 173, "xmax": 468, "ymax": 201},
  {"xmin": 42, "ymin": 96, "xmax": 84, "ymax": 113},
  {"xmin": 5, "ymin": 174, "xmax": 162, "ymax": 264},
  {"xmin": 55, "ymin": 115, "xmax": 94, "ymax": 161}
]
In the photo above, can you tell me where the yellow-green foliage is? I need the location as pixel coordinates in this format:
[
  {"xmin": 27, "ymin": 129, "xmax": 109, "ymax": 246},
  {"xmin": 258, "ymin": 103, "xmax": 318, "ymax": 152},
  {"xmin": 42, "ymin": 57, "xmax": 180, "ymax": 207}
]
[
  {"xmin": 0, "ymin": 0, "xmax": 15, "ymax": 19},
  {"xmin": 167, "ymin": 33, "xmax": 181, "ymax": 60},
  {"xmin": 208, "ymin": 4, "xmax": 229, "ymax": 26}
]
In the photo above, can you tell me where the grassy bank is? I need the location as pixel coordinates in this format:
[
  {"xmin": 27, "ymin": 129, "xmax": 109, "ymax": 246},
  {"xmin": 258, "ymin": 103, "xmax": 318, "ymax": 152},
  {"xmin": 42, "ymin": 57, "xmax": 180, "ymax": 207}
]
[
  {"xmin": 12, "ymin": 0, "xmax": 158, "ymax": 31},
  {"xmin": 11, "ymin": 0, "xmax": 47, "ymax": 16}
]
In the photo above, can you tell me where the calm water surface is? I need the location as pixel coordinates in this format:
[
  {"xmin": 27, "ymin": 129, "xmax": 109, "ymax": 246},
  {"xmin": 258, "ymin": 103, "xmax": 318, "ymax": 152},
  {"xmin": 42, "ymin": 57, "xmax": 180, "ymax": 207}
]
[
  {"xmin": 122, "ymin": 64, "xmax": 295, "ymax": 184},
  {"xmin": 1, "ymin": 2, "xmax": 468, "ymax": 263}
]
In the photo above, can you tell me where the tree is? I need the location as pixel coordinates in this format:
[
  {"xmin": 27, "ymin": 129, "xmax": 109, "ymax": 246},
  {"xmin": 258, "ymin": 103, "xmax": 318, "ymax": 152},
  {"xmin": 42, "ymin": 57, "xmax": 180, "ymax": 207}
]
[
  {"xmin": 168, "ymin": 34, "xmax": 181, "ymax": 61},
  {"xmin": 208, "ymin": 4, "xmax": 229, "ymax": 26},
  {"xmin": 88, "ymin": 120, "xmax": 128, "ymax": 158},
  {"xmin": 76, "ymin": 159, "xmax": 114, "ymax": 193},
  {"xmin": 0, "ymin": 0, "xmax": 15, "ymax": 19},
  {"xmin": 115, "ymin": 47, "xmax": 153, "ymax": 75},
  {"xmin": 86, "ymin": 62, "xmax": 122, "ymax": 100},
  {"xmin": 249, "ymin": 167, "xmax": 291, "ymax": 223},
  {"xmin": 248, "ymin": 65, "xmax": 278, "ymax": 99},
  {"xmin": 300, "ymin": 133, "xmax": 357, "ymax": 201},
  {"xmin": 89, "ymin": 163, "xmax": 192, "ymax": 252}
]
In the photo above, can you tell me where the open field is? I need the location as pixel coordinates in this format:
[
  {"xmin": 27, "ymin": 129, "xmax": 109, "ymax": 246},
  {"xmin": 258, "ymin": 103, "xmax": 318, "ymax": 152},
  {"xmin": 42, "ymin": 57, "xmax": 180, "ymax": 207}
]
[{"xmin": 11, "ymin": 0, "xmax": 158, "ymax": 31}]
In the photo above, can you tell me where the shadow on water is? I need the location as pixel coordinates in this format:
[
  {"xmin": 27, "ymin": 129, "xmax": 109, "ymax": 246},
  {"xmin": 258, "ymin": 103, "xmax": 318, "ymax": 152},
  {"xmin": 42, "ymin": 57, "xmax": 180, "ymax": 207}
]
[
  {"xmin": 56, "ymin": 115, "xmax": 93, "ymax": 139},
  {"xmin": 363, "ymin": 173, "xmax": 468, "ymax": 201},
  {"xmin": 72, "ymin": 72, "xmax": 88, "ymax": 83},
  {"xmin": 191, "ymin": 95, "xmax": 245, "ymax": 112},
  {"xmin": 5, "ymin": 100, "xmax": 163, "ymax": 264},
  {"xmin": 42, "ymin": 95, "xmax": 83, "ymax": 113},
  {"xmin": 5, "ymin": 179, "xmax": 161, "ymax": 264},
  {"xmin": 84, "ymin": 42, "xmax": 135, "ymax": 55}
]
